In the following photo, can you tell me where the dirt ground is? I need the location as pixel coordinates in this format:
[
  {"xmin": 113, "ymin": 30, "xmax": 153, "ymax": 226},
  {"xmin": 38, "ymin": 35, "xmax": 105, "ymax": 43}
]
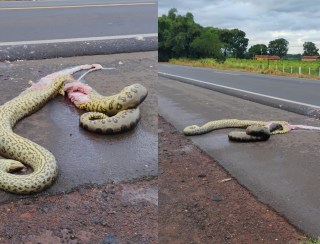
[
  {"xmin": 158, "ymin": 116, "xmax": 305, "ymax": 244},
  {"xmin": 0, "ymin": 178, "xmax": 157, "ymax": 243}
]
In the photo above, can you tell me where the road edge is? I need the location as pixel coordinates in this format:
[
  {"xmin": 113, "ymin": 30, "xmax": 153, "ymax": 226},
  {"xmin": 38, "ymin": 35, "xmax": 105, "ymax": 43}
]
[
  {"xmin": 0, "ymin": 34, "xmax": 158, "ymax": 61},
  {"xmin": 158, "ymin": 72, "xmax": 320, "ymax": 119}
]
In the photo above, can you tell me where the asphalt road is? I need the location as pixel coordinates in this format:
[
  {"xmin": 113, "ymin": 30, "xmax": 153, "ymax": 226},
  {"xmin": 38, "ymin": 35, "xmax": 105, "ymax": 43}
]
[
  {"xmin": 159, "ymin": 64, "xmax": 320, "ymax": 108},
  {"xmin": 158, "ymin": 76, "xmax": 320, "ymax": 237},
  {"xmin": 0, "ymin": 0, "xmax": 157, "ymax": 43}
]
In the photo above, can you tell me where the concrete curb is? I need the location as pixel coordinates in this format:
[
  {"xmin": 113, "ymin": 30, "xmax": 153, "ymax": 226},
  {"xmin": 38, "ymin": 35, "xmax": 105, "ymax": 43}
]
[
  {"xmin": 0, "ymin": 34, "xmax": 158, "ymax": 61},
  {"xmin": 159, "ymin": 72, "xmax": 320, "ymax": 119}
]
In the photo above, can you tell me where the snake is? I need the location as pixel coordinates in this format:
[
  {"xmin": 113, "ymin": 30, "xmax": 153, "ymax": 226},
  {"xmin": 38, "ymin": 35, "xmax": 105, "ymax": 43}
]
[
  {"xmin": 62, "ymin": 81, "xmax": 148, "ymax": 134},
  {"xmin": 0, "ymin": 64, "xmax": 148, "ymax": 194},
  {"xmin": 183, "ymin": 119, "xmax": 295, "ymax": 142},
  {"xmin": 0, "ymin": 75, "xmax": 70, "ymax": 194}
]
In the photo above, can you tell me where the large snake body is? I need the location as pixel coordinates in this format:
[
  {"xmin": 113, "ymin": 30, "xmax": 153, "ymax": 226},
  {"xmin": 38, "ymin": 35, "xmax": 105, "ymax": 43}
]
[
  {"xmin": 63, "ymin": 82, "xmax": 148, "ymax": 134},
  {"xmin": 0, "ymin": 75, "xmax": 68, "ymax": 194},
  {"xmin": 184, "ymin": 119, "xmax": 292, "ymax": 142}
]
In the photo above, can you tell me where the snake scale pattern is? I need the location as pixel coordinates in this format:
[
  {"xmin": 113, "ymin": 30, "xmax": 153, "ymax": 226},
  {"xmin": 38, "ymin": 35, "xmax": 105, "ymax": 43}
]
[
  {"xmin": 0, "ymin": 75, "xmax": 69, "ymax": 194},
  {"xmin": 64, "ymin": 83, "xmax": 148, "ymax": 134},
  {"xmin": 183, "ymin": 119, "xmax": 291, "ymax": 142},
  {"xmin": 0, "ymin": 64, "xmax": 148, "ymax": 194}
]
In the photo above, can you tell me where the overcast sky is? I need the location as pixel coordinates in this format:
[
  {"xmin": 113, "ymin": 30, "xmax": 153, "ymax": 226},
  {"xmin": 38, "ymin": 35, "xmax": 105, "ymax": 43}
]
[{"xmin": 158, "ymin": 0, "xmax": 320, "ymax": 54}]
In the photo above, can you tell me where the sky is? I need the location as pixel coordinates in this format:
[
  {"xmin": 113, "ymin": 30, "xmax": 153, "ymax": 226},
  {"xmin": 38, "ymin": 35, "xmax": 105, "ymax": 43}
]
[{"xmin": 158, "ymin": 0, "xmax": 320, "ymax": 54}]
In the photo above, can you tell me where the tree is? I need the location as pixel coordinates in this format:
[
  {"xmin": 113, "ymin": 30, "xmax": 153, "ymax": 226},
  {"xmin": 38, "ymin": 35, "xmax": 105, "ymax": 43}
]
[
  {"xmin": 168, "ymin": 8, "xmax": 177, "ymax": 20},
  {"xmin": 158, "ymin": 9, "xmax": 248, "ymax": 62},
  {"xmin": 303, "ymin": 42, "xmax": 319, "ymax": 56},
  {"xmin": 231, "ymin": 29, "xmax": 249, "ymax": 58},
  {"xmin": 219, "ymin": 29, "xmax": 234, "ymax": 57},
  {"xmin": 158, "ymin": 8, "xmax": 202, "ymax": 61},
  {"xmin": 190, "ymin": 27, "xmax": 224, "ymax": 61},
  {"xmin": 246, "ymin": 44, "xmax": 268, "ymax": 59},
  {"xmin": 268, "ymin": 38, "xmax": 289, "ymax": 58},
  {"xmin": 158, "ymin": 14, "xmax": 173, "ymax": 61},
  {"xmin": 218, "ymin": 29, "xmax": 248, "ymax": 58}
]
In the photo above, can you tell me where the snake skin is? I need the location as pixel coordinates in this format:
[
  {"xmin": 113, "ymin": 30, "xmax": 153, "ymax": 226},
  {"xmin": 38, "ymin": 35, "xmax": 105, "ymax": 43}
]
[
  {"xmin": 183, "ymin": 119, "xmax": 291, "ymax": 141},
  {"xmin": 0, "ymin": 75, "xmax": 69, "ymax": 194},
  {"xmin": 72, "ymin": 84, "xmax": 148, "ymax": 134}
]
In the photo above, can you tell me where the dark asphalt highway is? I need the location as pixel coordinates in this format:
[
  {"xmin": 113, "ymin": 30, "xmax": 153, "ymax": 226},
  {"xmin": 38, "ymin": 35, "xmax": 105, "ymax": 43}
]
[
  {"xmin": 159, "ymin": 64, "xmax": 320, "ymax": 108},
  {"xmin": 0, "ymin": 0, "xmax": 157, "ymax": 43}
]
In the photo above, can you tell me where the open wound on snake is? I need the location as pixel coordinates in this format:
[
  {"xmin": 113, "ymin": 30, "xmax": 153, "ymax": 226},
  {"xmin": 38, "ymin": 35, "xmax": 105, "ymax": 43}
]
[{"xmin": 62, "ymin": 81, "xmax": 148, "ymax": 134}]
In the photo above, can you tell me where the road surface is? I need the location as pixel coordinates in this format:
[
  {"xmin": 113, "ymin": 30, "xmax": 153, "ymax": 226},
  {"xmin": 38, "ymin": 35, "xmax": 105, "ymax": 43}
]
[
  {"xmin": 159, "ymin": 64, "xmax": 320, "ymax": 110},
  {"xmin": 158, "ymin": 75, "xmax": 320, "ymax": 237},
  {"xmin": 0, "ymin": 0, "xmax": 157, "ymax": 43}
]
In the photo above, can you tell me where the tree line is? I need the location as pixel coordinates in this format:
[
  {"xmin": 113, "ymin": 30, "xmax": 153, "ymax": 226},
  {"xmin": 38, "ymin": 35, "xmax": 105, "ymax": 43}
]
[{"xmin": 159, "ymin": 9, "xmax": 320, "ymax": 62}]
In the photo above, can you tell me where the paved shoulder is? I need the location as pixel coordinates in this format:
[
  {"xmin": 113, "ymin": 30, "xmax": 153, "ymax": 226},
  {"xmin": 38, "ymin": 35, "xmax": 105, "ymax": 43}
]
[{"xmin": 158, "ymin": 76, "xmax": 320, "ymax": 237}]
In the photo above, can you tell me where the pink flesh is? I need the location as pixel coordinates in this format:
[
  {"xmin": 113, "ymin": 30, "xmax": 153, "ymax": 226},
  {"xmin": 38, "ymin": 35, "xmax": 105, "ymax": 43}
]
[
  {"xmin": 63, "ymin": 81, "xmax": 92, "ymax": 94},
  {"xmin": 21, "ymin": 64, "xmax": 104, "ymax": 106},
  {"xmin": 63, "ymin": 81, "xmax": 95, "ymax": 106},
  {"xmin": 24, "ymin": 64, "xmax": 101, "ymax": 93},
  {"xmin": 67, "ymin": 91, "xmax": 91, "ymax": 106}
]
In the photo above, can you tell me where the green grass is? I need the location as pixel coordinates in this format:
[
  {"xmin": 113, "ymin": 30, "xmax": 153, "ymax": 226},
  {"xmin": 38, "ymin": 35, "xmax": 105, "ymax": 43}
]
[
  {"xmin": 169, "ymin": 58, "xmax": 320, "ymax": 79},
  {"xmin": 300, "ymin": 238, "xmax": 320, "ymax": 244}
]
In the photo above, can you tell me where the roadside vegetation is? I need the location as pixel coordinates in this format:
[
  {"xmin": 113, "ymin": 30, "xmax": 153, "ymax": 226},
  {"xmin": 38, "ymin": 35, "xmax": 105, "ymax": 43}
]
[
  {"xmin": 159, "ymin": 9, "xmax": 320, "ymax": 79},
  {"xmin": 301, "ymin": 238, "xmax": 320, "ymax": 244},
  {"xmin": 170, "ymin": 58, "xmax": 320, "ymax": 79}
]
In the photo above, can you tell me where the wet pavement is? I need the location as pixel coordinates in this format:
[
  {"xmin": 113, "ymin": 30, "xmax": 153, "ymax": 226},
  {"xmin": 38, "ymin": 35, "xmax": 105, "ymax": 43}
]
[
  {"xmin": 158, "ymin": 76, "xmax": 320, "ymax": 237},
  {"xmin": 0, "ymin": 52, "xmax": 158, "ymax": 202}
]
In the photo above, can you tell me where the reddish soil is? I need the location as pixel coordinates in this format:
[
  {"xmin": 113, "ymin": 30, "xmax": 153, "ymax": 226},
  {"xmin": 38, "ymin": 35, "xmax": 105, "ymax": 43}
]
[
  {"xmin": 158, "ymin": 116, "xmax": 305, "ymax": 244},
  {"xmin": 0, "ymin": 179, "xmax": 157, "ymax": 244}
]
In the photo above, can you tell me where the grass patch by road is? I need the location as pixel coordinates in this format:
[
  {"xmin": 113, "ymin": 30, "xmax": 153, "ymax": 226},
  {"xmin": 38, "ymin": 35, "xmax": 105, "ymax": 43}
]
[
  {"xmin": 169, "ymin": 58, "xmax": 320, "ymax": 80},
  {"xmin": 301, "ymin": 238, "xmax": 320, "ymax": 244}
]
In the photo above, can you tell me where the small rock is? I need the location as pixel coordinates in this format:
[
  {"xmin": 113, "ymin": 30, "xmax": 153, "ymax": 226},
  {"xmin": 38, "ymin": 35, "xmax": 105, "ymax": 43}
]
[
  {"xmin": 100, "ymin": 233, "xmax": 119, "ymax": 244},
  {"xmin": 212, "ymin": 194, "xmax": 222, "ymax": 201},
  {"xmin": 101, "ymin": 221, "xmax": 109, "ymax": 227},
  {"xmin": 198, "ymin": 174, "xmax": 206, "ymax": 178}
]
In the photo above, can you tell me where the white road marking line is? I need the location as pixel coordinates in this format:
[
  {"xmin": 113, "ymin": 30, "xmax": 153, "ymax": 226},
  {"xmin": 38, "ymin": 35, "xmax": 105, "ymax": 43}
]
[
  {"xmin": 0, "ymin": 33, "xmax": 158, "ymax": 46},
  {"xmin": 0, "ymin": 2, "xmax": 157, "ymax": 11},
  {"xmin": 158, "ymin": 72, "xmax": 320, "ymax": 109}
]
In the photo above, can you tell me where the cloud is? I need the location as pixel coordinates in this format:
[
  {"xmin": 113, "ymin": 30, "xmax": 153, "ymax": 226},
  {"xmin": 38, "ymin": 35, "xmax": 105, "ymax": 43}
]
[{"xmin": 158, "ymin": 0, "xmax": 320, "ymax": 54}]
